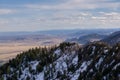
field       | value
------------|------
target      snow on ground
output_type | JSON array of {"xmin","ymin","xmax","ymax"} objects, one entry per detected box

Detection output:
[
  {"xmin": 55, "ymin": 54, "xmax": 68, "ymax": 73},
  {"xmin": 71, "ymin": 60, "xmax": 92, "ymax": 80},
  {"xmin": 90, "ymin": 46, "xmax": 96, "ymax": 56},
  {"xmin": 19, "ymin": 61, "xmax": 39, "ymax": 80},
  {"xmin": 112, "ymin": 52, "xmax": 115, "ymax": 56},
  {"xmin": 104, "ymin": 49, "xmax": 108, "ymax": 53},
  {"xmin": 71, "ymin": 73, "xmax": 80, "ymax": 80},
  {"xmin": 110, "ymin": 60, "xmax": 115, "ymax": 65},
  {"xmin": 79, "ymin": 61, "xmax": 92, "ymax": 72},
  {"xmin": 36, "ymin": 71, "xmax": 44, "ymax": 80},
  {"xmin": 80, "ymin": 61, "xmax": 88, "ymax": 72},
  {"xmin": 90, "ymin": 69, "xmax": 93, "ymax": 72},
  {"xmin": 113, "ymin": 63, "xmax": 120, "ymax": 70},
  {"xmin": 19, "ymin": 67, "xmax": 30, "ymax": 80},
  {"xmin": 95, "ymin": 57, "xmax": 103, "ymax": 69},
  {"xmin": 4, "ymin": 75, "xmax": 7, "ymax": 80},
  {"xmin": 30, "ymin": 61, "xmax": 39, "ymax": 70},
  {"xmin": 72, "ymin": 55, "xmax": 78, "ymax": 65},
  {"xmin": 54, "ymin": 49, "xmax": 61, "ymax": 56}
]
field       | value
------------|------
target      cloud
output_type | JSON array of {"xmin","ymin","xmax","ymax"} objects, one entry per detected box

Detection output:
[
  {"xmin": 0, "ymin": 9, "xmax": 16, "ymax": 15},
  {"xmin": 25, "ymin": 0, "xmax": 120, "ymax": 10},
  {"xmin": 0, "ymin": 0, "xmax": 120, "ymax": 31},
  {"xmin": 0, "ymin": 11, "xmax": 120, "ymax": 31}
]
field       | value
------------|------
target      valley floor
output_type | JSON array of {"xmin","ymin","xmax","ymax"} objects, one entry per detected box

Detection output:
[{"xmin": 0, "ymin": 38, "xmax": 63, "ymax": 65}]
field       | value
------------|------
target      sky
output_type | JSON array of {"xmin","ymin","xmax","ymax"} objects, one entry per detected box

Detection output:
[{"xmin": 0, "ymin": 0, "xmax": 120, "ymax": 32}]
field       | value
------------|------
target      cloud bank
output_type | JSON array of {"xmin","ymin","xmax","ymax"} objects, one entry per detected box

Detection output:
[{"xmin": 0, "ymin": 0, "xmax": 120, "ymax": 31}]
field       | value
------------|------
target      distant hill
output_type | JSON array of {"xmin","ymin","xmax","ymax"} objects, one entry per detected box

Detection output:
[
  {"xmin": 102, "ymin": 31, "xmax": 120, "ymax": 45},
  {"xmin": 66, "ymin": 33, "xmax": 107, "ymax": 44},
  {"xmin": 70, "ymin": 28, "xmax": 119, "ymax": 38},
  {"xmin": 0, "ymin": 29, "xmax": 118, "ymax": 40}
]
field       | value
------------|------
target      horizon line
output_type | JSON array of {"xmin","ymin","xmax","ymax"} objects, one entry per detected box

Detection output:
[{"xmin": 0, "ymin": 28, "xmax": 120, "ymax": 33}]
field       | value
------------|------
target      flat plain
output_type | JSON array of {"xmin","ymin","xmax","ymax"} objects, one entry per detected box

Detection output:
[{"xmin": 0, "ymin": 37, "xmax": 64, "ymax": 65}]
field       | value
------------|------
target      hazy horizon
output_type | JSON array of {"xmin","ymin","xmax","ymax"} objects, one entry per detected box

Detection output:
[{"xmin": 0, "ymin": 28, "xmax": 119, "ymax": 32}]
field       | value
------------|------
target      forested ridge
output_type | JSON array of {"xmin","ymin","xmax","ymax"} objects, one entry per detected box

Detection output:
[{"xmin": 0, "ymin": 42, "xmax": 120, "ymax": 80}]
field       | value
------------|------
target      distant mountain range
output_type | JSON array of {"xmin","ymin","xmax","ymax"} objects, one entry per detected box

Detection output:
[
  {"xmin": 66, "ymin": 30, "xmax": 120, "ymax": 45},
  {"xmin": 0, "ymin": 29, "xmax": 118, "ymax": 44},
  {"xmin": 66, "ymin": 33, "xmax": 107, "ymax": 44},
  {"xmin": 102, "ymin": 31, "xmax": 120, "ymax": 45},
  {"xmin": 0, "ymin": 28, "xmax": 118, "ymax": 37}
]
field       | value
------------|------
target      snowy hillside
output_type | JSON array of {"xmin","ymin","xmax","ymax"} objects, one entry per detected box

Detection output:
[{"xmin": 0, "ymin": 42, "xmax": 120, "ymax": 80}]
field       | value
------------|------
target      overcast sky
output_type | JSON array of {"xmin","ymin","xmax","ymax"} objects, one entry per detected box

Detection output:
[{"xmin": 0, "ymin": 0, "xmax": 120, "ymax": 32}]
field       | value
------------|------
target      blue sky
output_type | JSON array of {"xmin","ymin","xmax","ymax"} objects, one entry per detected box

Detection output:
[{"xmin": 0, "ymin": 0, "xmax": 120, "ymax": 32}]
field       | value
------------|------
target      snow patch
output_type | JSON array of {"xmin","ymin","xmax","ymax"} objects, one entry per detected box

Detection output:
[
  {"xmin": 72, "ymin": 56, "xmax": 78, "ymax": 65},
  {"xmin": 113, "ymin": 63, "xmax": 120, "ymax": 70},
  {"xmin": 30, "ymin": 61, "xmax": 39, "ymax": 70},
  {"xmin": 54, "ymin": 49, "xmax": 61, "ymax": 56},
  {"xmin": 104, "ymin": 49, "xmax": 108, "ymax": 53},
  {"xmin": 90, "ymin": 46, "xmax": 96, "ymax": 56},
  {"xmin": 95, "ymin": 57, "xmax": 103, "ymax": 69},
  {"xmin": 80, "ymin": 62, "xmax": 87, "ymax": 72},
  {"xmin": 36, "ymin": 72, "xmax": 44, "ymax": 80}
]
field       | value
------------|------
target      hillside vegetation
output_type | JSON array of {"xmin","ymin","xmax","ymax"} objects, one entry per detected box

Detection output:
[{"xmin": 0, "ymin": 42, "xmax": 120, "ymax": 80}]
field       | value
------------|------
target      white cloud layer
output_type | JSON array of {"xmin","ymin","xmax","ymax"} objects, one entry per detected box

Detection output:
[
  {"xmin": 25, "ymin": 0, "xmax": 120, "ymax": 10},
  {"xmin": 0, "ymin": 0, "xmax": 120, "ymax": 31},
  {"xmin": 0, "ymin": 9, "xmax": 15, "ymax": 15}
]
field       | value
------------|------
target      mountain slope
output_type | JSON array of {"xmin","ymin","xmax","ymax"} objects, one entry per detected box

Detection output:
[
  {"xmin": 0, "ymin": 42, "xmax": 120, "ymax": 80},
  {"xmin": 66, "ymin": 33, "xmax": 106, "ymax": 44},
  {"xmin": 102, "ymin": 31, "xmax": 120, "ymax": 45}
]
